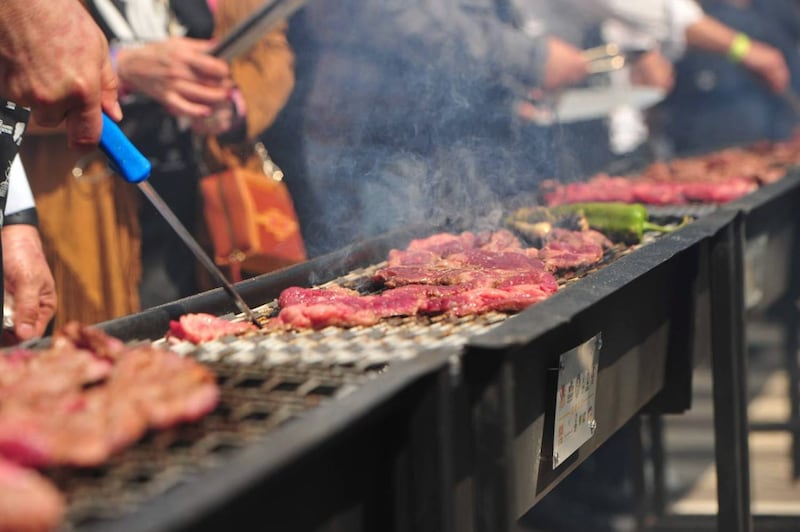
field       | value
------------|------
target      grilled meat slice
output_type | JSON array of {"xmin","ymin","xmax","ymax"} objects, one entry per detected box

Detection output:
[
  {"xmin": 273, "ymin": 230, "xmax": 559, "ymax": 330},
  {"xmin": 539, "ymin": 228, "xmax": 612, "ymax": 272},
  {"xmin": 168, "ymin": 313, "xmax": 257, "ymax": 344},
  {"xmin": 0, "ymin": 325, "xmax": 220, "ymax": 468},
  {"xmin": 0, "ymin": 457, "xmax": 64, "ymax": 532}
]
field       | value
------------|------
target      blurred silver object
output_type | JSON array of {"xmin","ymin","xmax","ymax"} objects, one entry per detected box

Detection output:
[
  {"xmin": 3, "ymin": 291, "xmax": 13, "ymax": 331},
  {"xmin": 581, "ymin": 43, "xmax": 649, "ymax": 74},
  {"xmin": 513, "ymin": 43, "xmax": 657, "ymax": 126},
  {"xmin": 211, "ymin": 0, "xmax": 311, "ymax": 61},
  {"xmin": 519, "ymin": 86, "xmax": 666, "ymax": 126}
]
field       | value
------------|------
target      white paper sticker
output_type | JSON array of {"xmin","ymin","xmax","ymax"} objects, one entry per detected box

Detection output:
[
  {"xmin": 744, "ymin": 234, "xmax": 768, "ymax": 310},
  {"xmin": 553, "ymin": 334, "xmax": 601, "ymax": 469}
]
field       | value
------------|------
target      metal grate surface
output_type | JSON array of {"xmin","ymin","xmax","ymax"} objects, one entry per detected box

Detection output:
[
  {"xmin": 50, "ymin": 237, "xmax": 667, "ymax": 529},
  {"xmin": 646, "ymin": 204, "xmax": 719, "ymax": 220},
  {"xmin": 52, "ymin": 264, "xmax": 520, "ymax": 529}
]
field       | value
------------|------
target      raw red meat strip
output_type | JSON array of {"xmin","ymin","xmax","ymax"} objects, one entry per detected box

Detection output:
[
  {"xmin": 0, "ymin": 457, "xmax": 64, "ymax": 532},
  {"xmin": 168, "ymin": 313, "xmax": 257, "ymax": 343}
]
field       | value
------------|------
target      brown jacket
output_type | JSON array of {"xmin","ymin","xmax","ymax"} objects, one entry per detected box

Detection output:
[{"xmin": 19, "ymin": 2, "xmax": 295, "ymax": 327}]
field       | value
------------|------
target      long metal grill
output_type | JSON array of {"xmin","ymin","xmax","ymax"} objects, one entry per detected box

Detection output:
[
  {"xmin": 47, "ymin": 227, "xmax": 677, "ymax": 529},
  {"xmin": 51, "ymin": 263, "xmax": 517, "ymax": 529}
]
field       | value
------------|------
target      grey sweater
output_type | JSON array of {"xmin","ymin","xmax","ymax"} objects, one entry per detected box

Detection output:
[{"xmin": 291, "ymin": 0, "xmax": 549, "ymax": 150}]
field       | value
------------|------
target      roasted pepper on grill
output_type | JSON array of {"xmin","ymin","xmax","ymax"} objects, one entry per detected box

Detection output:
[
  {"xmin": 509, "ymin": 202, "xmax": 675, "ymax": 244},
  {"xmin": 553, "ymin": 202, "xmax": 674, "ymax": 243}
]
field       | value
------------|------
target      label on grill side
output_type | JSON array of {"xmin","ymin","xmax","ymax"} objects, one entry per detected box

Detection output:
[
  {"xmin": 744, "ymin": 234, "xmax": 768, "ymax": 310},
  {"xmin": 552, "ymin": 334, "xmax": 601, "ymax": 469}
]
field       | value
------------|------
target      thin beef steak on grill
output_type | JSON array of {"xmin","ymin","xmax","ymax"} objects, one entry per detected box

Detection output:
[
  {"xmin": 0, "ymin": 457, "xmax": 64, "ymax": 532},
  {"xmin": 0, "ymin": 323, "xmax": 220, "ymax": 468},
  {"xmin": 539, "ymin": 228, "xmax": 612, "ymax": 272},
  {"xmin": 168, "ymin": 313, "xmax": 258, "ymax": 343},
  {"xmin": 271, "ymin": 230, "xmax": 560, "ymax": 330}
]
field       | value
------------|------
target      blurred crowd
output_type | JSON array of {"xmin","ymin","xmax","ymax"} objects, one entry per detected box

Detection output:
[{"xmin": 7, "ymin": 0, "xmax": 800, "ymax": 335}]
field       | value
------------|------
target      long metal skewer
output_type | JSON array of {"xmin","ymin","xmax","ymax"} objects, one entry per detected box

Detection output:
[
  {"xmin": 137, "ymin": 181, "xmax": 262, "ymax": 328},
  {"xmin": 99, "ymin": 114, "xmax": 262, "ymax": 328}
]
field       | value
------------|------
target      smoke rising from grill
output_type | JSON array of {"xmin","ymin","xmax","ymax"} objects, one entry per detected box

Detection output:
[{"xmin": 264, "ymin": 3, "xmax": 563, "ymax": 263}]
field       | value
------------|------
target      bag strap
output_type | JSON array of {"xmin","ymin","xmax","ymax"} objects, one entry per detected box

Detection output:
[{"xmin": 199, "ymin": 135, "xmax": 284, "ymax": 181}]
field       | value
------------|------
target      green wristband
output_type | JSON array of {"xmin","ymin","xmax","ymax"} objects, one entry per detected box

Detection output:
[{"xmin": 728, "ymin": 33, "xmax": 751, "ymax": 63}]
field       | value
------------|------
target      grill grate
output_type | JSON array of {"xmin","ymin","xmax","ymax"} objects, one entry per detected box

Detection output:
[
  {"xmin": 49, "ymin": 240, "xmax": 666, "ymax": 529},
  {"xmin": 646, "ymin": 204, "xmax": 719, "ymax": 221},
  {"xmin": 51, "ymin": 262, "xmax": 518, "ymax": 529}
]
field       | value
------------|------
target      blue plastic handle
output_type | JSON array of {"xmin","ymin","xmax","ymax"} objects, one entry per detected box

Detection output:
[{"xmin": 99, "ymin": 113, "xmax": 152, "ymax": 183}]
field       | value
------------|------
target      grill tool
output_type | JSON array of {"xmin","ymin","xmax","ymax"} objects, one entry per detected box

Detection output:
[
  {"xmin": 515, "ymin": 43, "xmax": 654, "ymax": 126},
  {"xmin": 99, "ymin": 113, "xmax": 262, "ymax": 328},
  {"xmin": 210, "ymin": 0, "xmax": 311, "ymax": 61},
  {"xmin": 581, "ymin": 43, "xmax": 650, "ymax": 74}
]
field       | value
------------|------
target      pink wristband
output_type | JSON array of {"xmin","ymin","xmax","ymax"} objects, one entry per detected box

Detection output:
[{"xmin": 227, "ymin": 88, "xmax": 247, "ymax": 132}]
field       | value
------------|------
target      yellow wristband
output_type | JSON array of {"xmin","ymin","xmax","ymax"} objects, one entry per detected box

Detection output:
[{"xmin": 728, "ymin": 33, "xmax": 751, "ymax": 63}]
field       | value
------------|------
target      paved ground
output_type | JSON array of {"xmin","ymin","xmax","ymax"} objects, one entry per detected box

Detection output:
[{"xmin": 656, "ymin": 319, "xmax": 800, "ymax": 528}]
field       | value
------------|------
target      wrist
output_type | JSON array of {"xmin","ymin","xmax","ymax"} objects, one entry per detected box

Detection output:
[
  {"xmin": 110, "ymin": 41, "xmax": 142, "ymax": 98},
  {"xmin": 728, "ymin": 33, "xmax": 751, "ymax": 63},
  {"xmin": 3, "ymin": 207, "xmax": 38, "ymax": 228}
]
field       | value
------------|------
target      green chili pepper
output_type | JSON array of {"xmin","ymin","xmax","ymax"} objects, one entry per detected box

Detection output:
[{"xmin": 549, "ymin": 202, "xmax": 674, "ymax": 243}]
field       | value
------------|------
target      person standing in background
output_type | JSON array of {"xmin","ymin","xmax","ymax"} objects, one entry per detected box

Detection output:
[
  {"xmin": 511, "ymin": 0, "xmax": 790, "ymax": 175},
  {"xmin": 265, "ymin": 0, "xmax": 591, "ymax": 259},
  {"xmin": 20, "ymin": 0, "xmax": 295, "ymax": 326},
  {"xmin": 663, "ymin": 0, "xmax": 800, "ymax": 152}
]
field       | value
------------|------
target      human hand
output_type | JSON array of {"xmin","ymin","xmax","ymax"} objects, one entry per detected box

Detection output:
[
  {"xmin": 741, "ymin": 40, "xmax": 790, "ymax": 94},
  {"xmin": 542, "ymin": 37, "xmax": 590, "ymax": 91},
  {"xmin": 117, "ymin": 37, "xmax": 233, "ymax": 120},
  {"xmin": 2, "ymin": 224, "xmax": 56, "ymax": 341},
  {"xmin": 630, "ymin": 51, "xmax": 675, "ymax": 92},
  {"xmin": 0, "ymin": 0, "xmax": 122, "ymax": 151}
]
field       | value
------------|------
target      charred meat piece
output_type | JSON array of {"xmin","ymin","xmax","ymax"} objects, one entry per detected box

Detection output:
[
  {"xmin": 539, "ymin": 228, "xmax": 611, "ymax": 272},
  {"xmin": 0, "ymin": 324, "xmax": 220, "ymax": 468},
  {"xmin": 0, "ymin": 347, "xmax": 113, "ymax": 401},
  {"xmin": 0, "ymin": 457, "xmax": 64, "ymax": 532},
  {"xmin": 108, "ymin": 346, "xmax": 219, "ymax": 430},
  {"xmin": 542, "ymin": 175, "xmax": 637, "ymax": 206},
  {"xmin": 53, "ymin": 321, "xmax": 126, "ymax": 360},
  {"xmin": 168, "ymin": 313, "xmax": 257, "ymax": 344},
  {"xmin": 542, "ymin": 176, "xmax": 757, "ymax": 206},
  {"xmin": 273, "ymin": 231, "xmax": 559, "ymax": 330},
  {"xmin": 679, "ymin": 178, "xmax": 757, "ymax": 203}
]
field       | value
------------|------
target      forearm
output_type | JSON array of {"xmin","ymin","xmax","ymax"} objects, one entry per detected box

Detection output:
[{"xmin": 685, "ymin": 15, "xmax": 740, "ymax": 55}]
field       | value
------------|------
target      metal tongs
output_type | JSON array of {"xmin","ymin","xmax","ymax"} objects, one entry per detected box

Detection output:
[{"xmin": 581, "ymin": 43, "xmax": 648, "ymax": 75}]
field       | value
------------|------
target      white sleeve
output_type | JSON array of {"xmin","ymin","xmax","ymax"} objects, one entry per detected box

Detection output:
[
  {"xmin": 5, "ymin": 155, "xmax": 36, "ymax": 216},
  {"xmin": 664, "ymin": 0, "xmax": 704, "ymax": 59},
  {"xmin": 598, "ymin": 0, "xmax": 704, "ymax": 59}
]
